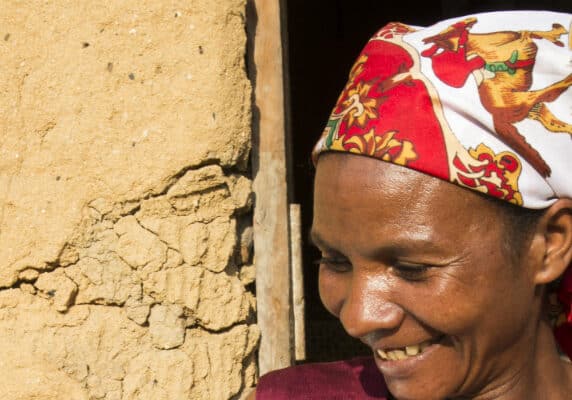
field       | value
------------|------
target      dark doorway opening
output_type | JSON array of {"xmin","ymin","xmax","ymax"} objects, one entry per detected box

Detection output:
[{"xmin": 285, "ymin": 0, "xmax": 571, "ymax": 363}]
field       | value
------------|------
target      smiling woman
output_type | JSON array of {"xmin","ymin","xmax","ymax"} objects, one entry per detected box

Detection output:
[
  {"xmin": 311, "ymin": 154, "xmax": 568, "ymax": 399},
  {"xmin": 248, "ymin": 9, "xmax": 572, "ymax": 400}
]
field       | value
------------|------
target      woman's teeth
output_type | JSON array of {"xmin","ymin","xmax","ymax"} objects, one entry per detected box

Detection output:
[{"xmin": 376, "ymin": 340, "xmax": 432, "ymax": 361}]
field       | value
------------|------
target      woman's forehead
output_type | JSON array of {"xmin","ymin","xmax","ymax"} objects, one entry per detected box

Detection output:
[
  {"xmin": 312, "ymin": 153, "xmax": 500, "ymax": 240},
  {"xmin": 315, "ymin": 153, "xmax": 452, "ymax": 201}
]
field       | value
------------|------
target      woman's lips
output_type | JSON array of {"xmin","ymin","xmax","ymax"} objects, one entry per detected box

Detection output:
[
  {"xmin": 376, "ymin": 336, "xmax": 444, "ymax": 361},
  {"xmin": 373, "ymin": 336, "xmax": 446, "ymax": 378}
]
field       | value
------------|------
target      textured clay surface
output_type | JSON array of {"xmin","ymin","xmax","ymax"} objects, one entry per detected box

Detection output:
[{"xmin": 0, "ymin": 1, "xmax": 258, "ymax": 399}]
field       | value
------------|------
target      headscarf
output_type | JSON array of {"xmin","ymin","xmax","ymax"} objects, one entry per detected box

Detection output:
[{"xmin": 311, "ymin": 10, "xmax": 572, "ymax": 358}]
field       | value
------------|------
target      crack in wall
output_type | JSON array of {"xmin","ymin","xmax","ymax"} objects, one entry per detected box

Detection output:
[
  {"xmin": 0, "ymin": 162, "xmax": 258, "ymax": 399},
  {"xmin": 0, "ymin": 2, "xmax": 256, "ymax": 397}
]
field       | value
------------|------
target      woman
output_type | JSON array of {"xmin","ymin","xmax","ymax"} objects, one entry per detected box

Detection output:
[{"xmin": 249, "ymin": 10, "xmax": 572, "ymax": 399}]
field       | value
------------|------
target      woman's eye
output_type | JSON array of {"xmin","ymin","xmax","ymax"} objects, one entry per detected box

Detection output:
[
  {"xmin": 392, "ymin": 263, "xmax": 431, "ymax": 282},
  {"xmin": 314, "ymin": 257, "xmax": 352, "ymax": 273}
]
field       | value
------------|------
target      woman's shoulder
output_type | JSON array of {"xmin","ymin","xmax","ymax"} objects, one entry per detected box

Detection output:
[{"xmin": 253, "ymin": 356, "xmax": 389, "ymax": 399}]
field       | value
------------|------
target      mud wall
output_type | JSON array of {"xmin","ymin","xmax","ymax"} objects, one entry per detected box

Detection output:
[{"xmin": 0, "ymin": 1, "xmax": 257, "ymax": 399}]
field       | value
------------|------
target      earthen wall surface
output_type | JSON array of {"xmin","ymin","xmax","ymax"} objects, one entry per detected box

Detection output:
[{"xmin": 0, "ymin": 1, "xmax": 257, "ymax": 398}]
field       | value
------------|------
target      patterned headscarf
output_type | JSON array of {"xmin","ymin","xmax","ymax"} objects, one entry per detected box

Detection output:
[{"xmin": 312, "ymin": 10, "xmax": 572, "ymax": 358}]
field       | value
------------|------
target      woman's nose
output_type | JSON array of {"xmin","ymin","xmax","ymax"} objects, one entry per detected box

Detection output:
[{"xmin": 338, "ymin": 274, "xmax": 405, "ymax": 339}]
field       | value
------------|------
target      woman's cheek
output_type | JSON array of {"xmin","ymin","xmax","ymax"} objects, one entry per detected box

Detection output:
[{"xmin": 318, "ymin": 267, "xmax": 347, "ymax": 318}]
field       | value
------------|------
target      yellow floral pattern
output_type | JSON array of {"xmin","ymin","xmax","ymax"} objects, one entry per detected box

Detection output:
[
  {"xmin": 331, "ymin": 129, "xmax": 417, "ymax": 166},
  {"xmin": 341, "ymin": 81, "xmax": 379, "ymax": 128},
  {"xmin": 453, "ymin": 143, "xmax": 523, "ymax": 206}
]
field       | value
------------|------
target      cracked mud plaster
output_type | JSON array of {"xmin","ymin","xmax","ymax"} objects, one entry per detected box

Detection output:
[{"xmin": 0, "ymin": 0, "xmax": 258, "ymax": 398}]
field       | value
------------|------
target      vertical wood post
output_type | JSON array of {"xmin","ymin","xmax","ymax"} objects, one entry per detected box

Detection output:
[
  {"xmin": 290, "ymin": 203, "xmax": 306, "ymax": 362},
  {"xmin": 247, "ymin": 0, "xmax": 294, "ymax": 374}
]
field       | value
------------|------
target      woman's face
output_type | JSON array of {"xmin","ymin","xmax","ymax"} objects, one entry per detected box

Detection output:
[{"xmin": 312, "ymin": 153, "xmax": 540, "ymax": 400}]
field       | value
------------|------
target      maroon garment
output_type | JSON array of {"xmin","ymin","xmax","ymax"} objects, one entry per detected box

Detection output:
[{"xmin": 256, "ymin": 356, "xmax": 389, "ymax": 399}]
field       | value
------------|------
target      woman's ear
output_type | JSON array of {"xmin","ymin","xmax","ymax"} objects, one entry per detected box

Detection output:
[{"xmin": 533, "ymin": 199, "xmax": 572, "ymax": 285}]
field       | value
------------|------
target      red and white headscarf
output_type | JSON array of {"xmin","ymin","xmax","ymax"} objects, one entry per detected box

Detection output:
[{"xmin": 312, "ymin": 10, "xmax": 572, "ymax": 357}]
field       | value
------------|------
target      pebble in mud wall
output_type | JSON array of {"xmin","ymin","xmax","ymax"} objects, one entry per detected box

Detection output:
[{"xmin": 0, "ymin": 1, "xmax": 258, "ymax": 399}]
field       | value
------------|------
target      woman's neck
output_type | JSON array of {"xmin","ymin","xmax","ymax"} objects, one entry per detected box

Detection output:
[
  {"xmin": 470, "ymin": 322, "xmax": 572, "ymax": 400},
  {"xmin": 531, "ymin": 325, "xmax": 572, "ymax": 400}
]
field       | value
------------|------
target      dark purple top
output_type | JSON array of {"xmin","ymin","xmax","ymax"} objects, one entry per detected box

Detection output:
[{"xmin": 256, "ymin": 356, "xmax": 390, "ymax": 399}]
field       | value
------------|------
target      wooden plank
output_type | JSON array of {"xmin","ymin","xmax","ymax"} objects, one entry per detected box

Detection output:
[
  {"xmin": 290, "ymin": 203, "xmax": 306, "ymax": 362},
  {"xmin": 247, "ymin": 0, "xmax": 294, "ymax": 374}
]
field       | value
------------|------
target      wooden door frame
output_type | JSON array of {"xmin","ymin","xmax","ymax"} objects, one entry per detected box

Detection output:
[{"xmin": 247, "ymin": 0, "xmax": 303, "ymax": 375}]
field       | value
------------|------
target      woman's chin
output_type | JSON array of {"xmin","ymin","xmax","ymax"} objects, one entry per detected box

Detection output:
[
  {"xmin": 385, "ymin": 380, "xmax": 450, "ymax": 400},
  {"xmin": 384, "ymin": 375, "xmax": 456, "ymax": 400}
]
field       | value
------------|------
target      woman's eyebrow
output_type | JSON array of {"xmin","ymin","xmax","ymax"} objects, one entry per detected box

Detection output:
[{"xmin": 310, "ymin": 228, "xmax": 453, "ymax": 257}]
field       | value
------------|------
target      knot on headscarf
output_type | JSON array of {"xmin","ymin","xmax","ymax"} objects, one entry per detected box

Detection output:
[{"xmin": 311, "ymin": 10, "xmax": 572, "ymax": 358}]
